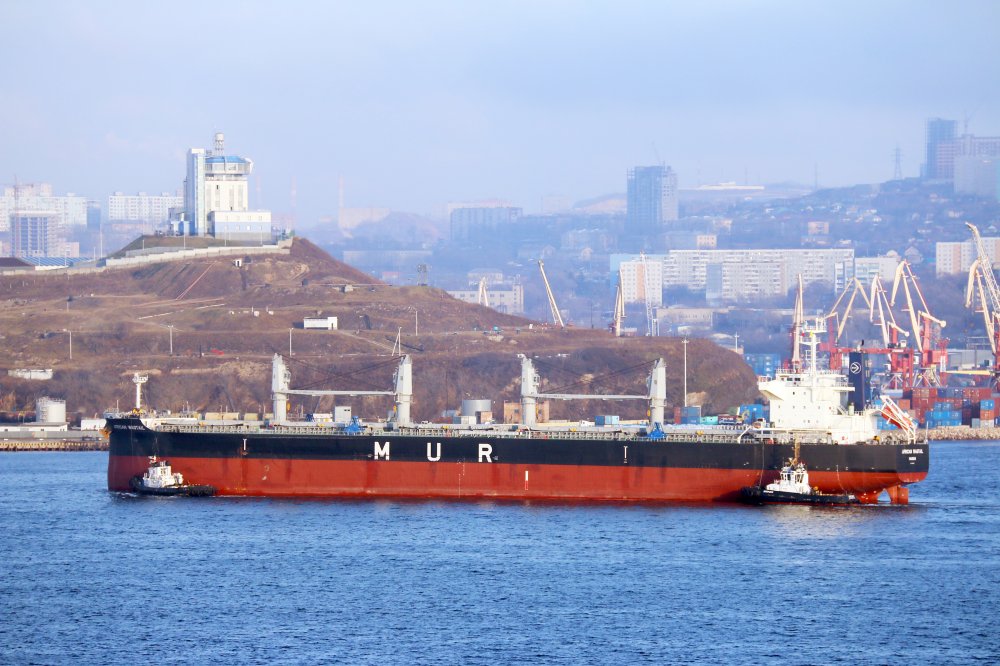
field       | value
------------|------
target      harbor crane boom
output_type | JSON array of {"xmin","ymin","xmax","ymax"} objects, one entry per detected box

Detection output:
[
  {"xmin": 965, "ymin": 223, "xmax": 1000, "ymax": 379},
  {"xmin": 890, "ymin": 260, "xmax": 947, "ymax": 386},
  {"xmin": 538, "ymin": 260, "xmax": 565, "ymax": 328},
  {"xmin": 612, "ymin": 267, "xmax": 625, "ymax": 337}
]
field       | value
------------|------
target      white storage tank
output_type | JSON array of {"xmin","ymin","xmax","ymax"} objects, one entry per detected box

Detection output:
[
  {"xmin": 36, "ymin": 397, "xmax": 67, "ymax": 424},
  {"xmin": 461, "ymin": 399, "xmax": 491, "ymax": 417}
]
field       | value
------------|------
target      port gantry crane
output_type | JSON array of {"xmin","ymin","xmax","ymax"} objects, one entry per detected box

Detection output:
[
  {"xmin": 611, "ymin": 266, "xmax": 626, "ymax": 337},
  {"xmin": 822, "ymin": 277, "xmax": 872, "ymax": 372},
  {"xmin": 476, "ymin": 277, "xmax": 490, "ymax": 308},
  {"xmin": 789, "ymin": 275, "xmax": 804, "ymax": 372},
  {"xmin": 868, "ymin": 273, "xmax": 914, "ymax": 389},
  {"xmin": 890, "ymin": 260, "xmax": 947, "ymax": 387},
  {"xmin": 964, "ymin": 222, "xmax": 1000, "ymax": 381},
  {"xmin": 537, "ymin": 260, "xmax": 565, "ymax": 328}
]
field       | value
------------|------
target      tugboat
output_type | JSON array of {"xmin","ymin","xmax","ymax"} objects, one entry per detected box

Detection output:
[
  {"xmin": 129, "ymin": 456, "xmax": 215, "ymax": 497},
  {"xmin": 741, "ymin": 459, "xmax": 859, "ymax": 506}
]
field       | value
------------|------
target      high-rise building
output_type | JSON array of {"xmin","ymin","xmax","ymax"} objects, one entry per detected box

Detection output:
[
  {"xmin": 0, "ymin": 183, "xmax": 87, "ymax": 234},
  {"xmin": 172, "ymin": 132, "xmax": 271, "ymax": 240},
  {"xmin": 11, "ymin": 211, "xmax": 59, "ymax": 258},
  {"xmin": 626, "ymin": 165, "xmax": 678, "ymax": 234},
  {"xmin": 924, "ymin": 118, "xmax": 957, "ymax": 180}
]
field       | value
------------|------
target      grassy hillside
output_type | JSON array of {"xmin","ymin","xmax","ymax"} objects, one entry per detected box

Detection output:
[{"xmin": 0, "ymin": 238, "xmax": 758, "ymax": 421}]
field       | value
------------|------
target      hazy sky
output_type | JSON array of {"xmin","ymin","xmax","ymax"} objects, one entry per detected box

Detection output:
[{"xmin": 3, "ymin": 0, "xmax": 999, "ymax": 222}]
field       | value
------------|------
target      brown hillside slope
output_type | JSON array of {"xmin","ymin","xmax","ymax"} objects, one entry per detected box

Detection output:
[{"xmin": 0, "ymin": 238, "xmax": 757, "ymax": 420}]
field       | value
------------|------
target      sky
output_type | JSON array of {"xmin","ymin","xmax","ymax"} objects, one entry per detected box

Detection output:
[{"xmin": 2, "ymin": 0, "xmax": 999, "ymax": 223}]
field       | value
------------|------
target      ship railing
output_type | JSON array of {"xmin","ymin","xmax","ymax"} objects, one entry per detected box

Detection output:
[{"xmin": 152, "ymin": 421, "xmax": 766, "ymax": 444}]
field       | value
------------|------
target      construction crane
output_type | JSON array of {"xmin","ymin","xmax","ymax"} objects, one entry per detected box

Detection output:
[
  {"xmin": 476, "ymin": 277, "xmax": 490, "ymax": 308},
  {"xmin": 611, "ymin": 267, "xmax": 625, "ymax": 337},
  {"xmin": 538, "ymin": 260, "xmax": 565, "ymax": 328},
  {"xmin": 965, "ymin": 222, "xmax": 1000, "ymax": 378},
  {"xmin": 891, "ymin": 260, "xmax": 947, "ymax": 387}
]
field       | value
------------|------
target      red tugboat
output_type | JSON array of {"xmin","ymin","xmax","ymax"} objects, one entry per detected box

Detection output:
[{"xmin": 107, "ymin": 324, "xmax": 927, "ymax": 503}]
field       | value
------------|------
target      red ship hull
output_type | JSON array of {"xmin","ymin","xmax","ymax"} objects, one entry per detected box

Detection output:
[{"xmin": 108, "ymin": 453, "xmax": 926, "ymax": 504}]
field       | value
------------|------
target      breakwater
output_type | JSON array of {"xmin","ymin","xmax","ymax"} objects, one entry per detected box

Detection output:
[
  {"xmin": 926, "ymin": 426, "xmax": 1000, "ymax": 441},
  {"xmin": 0, "ymin": 439, "xmax": 108, "ymax": 452}
]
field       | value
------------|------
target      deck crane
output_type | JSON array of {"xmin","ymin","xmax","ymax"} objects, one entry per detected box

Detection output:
[
  {"xmin": 964, "ymin": 222, "xmax": 1000, "ymax": 378},
  {"xmin": 537, "ymin": 260, "xmax": 565, "ymax": 328},
  {"xmin": 611, "ymin": 267, "xmax": 626, "ymax": 337},
  {"xmin": 476, "ymin": 277, "xmax": 490, "ymax": 308},
  {"xmin": 891, "ymin": 261, "xmax": 947, "ymax": 387}
]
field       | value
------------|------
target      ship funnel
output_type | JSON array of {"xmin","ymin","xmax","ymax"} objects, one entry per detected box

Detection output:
[
  {"xmin": 271, "ymin": 354, "xmax": 290, "ymax": 424},
  {"xmin": 647, "ymin": 358, "xmax": 666, "ymax": 427},
  {"xmin": 519, "ymin": 354, "xmax": 539, "ymax": 427},
  {"xmin": 393, "ymin": 355, "xmax": 412, "ymax": 427}
]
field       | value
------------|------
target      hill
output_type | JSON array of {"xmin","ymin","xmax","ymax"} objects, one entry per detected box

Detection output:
[{"xmin": 0, "ymin": 238, "xmax": 758, "ymax": 421}]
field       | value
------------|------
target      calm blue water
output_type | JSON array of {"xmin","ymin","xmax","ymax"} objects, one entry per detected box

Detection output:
[{"xmin": 2, "ymin": 442, "xmax": 999, "ymax": 665}]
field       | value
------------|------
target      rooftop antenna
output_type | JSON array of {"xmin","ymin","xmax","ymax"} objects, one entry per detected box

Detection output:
[{"xmin": 893, "ymin": 146, "xmax": 903, "ymax": 181}]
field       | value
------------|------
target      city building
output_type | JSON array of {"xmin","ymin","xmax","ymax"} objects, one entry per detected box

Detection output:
[
  {"xmin": 836, "ymin": 253, "xmax": 901, "ymax": 290},
  {"xmin": 1, "ymin": 183, "xmax": 87, "ymax": 234},
  {"xmin": 923, "ymin": 118, "xmax": 957, "ymax": 181},
  {"xmin": 448, "ymin": 282, "xmax": 525, "ymax": 314},
  {"xmin": 617, "ymin": 256, "xmax": 663, "ymax": 305},
  {"xmin": 171, "ymin": 132, "xmax": 271, "ymax": 240},
  {"xmin": 449, "ymin": 202, "xmax": 522, "ymax": 242},
  {"xmin": 625, "ymin": 165, "xmax": 678, "ymax": 234},
  {"xmin": 613, "ymin": 248, "xmax": 855, "ymax": 303},
  {"xmin": 922, "ymin": 118, "xmax": 1000, "ymax": 184},
  {"xmin": 10, "ymin": 210, "xmax": 65, "ymax": 259},
  {"xmin": 936, "ymin": 236, "xmax": 1000, "ymax": 276},
  {"xmin": 108, "ymin": 191, "xmax": 183, "ymax": 227},
  {"xmin": 954, "ymin": 155, "xmax": 1000, "ymax": 199}
]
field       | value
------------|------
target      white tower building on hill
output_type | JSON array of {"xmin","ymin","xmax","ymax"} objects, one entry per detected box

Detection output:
[{"xmin": 175, "ymin": 132, "xmax": 271, "ymax": 241}]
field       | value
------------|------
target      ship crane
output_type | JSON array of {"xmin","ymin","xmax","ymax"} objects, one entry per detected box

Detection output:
[
  {"xmin": 891, "ymin": 261, "xmax": 947, "ymax": 387},
  {"xmin": 271, "ymin": 354, "xmax": 412, "ymax": 426},
  {"xmin": 518, "ymin": 355, "xmax": 666, "ymax": 429},
  {"xmin": 538, "ymin": 260, "xmax": 565, "ymax": 328},
  {"xmin": 964, "ymin": 222, "xmax": 1000, "ymax": 380}
]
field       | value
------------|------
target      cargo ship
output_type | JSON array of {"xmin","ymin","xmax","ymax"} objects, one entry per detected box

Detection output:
[{"xmin": 107, "ymin": 331, "xmax": 928, "ymax": 504}]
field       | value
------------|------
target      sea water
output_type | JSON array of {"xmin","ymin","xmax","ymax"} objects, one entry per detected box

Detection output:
[{"xmin": 1, "ymin": 441, "xmax": 998, "ymax": 665}]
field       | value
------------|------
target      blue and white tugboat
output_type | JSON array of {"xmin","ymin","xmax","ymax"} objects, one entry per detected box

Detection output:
[
  {"xmin": 130, "ymin": 456, "xmax": 215, "ymax": 497},
  {"xmin": 741, "ymin": 457, "xmax": 859, "ymax": 506}
]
